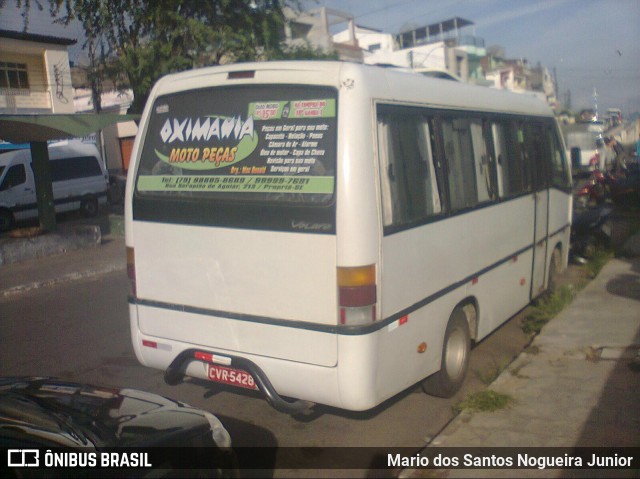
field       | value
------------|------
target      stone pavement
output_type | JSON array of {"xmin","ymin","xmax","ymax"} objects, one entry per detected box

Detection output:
[{"xmin": 403, "ymin": 253, "xmax": 640, "ymax": 478}]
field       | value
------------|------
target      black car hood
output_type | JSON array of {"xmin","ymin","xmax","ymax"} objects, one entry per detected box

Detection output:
[{"xmin": 0, "ymin": 377, "xmax": 229, "ymax": 448}]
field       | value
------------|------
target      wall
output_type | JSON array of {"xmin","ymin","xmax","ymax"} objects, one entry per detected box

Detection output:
[
  {"xmin": 364, "ymin": 41, "xmax": 447, "ymax": 70},
  {"xmin": 0, "ymin": 37, "xmax": 74, "ymax": 114}
]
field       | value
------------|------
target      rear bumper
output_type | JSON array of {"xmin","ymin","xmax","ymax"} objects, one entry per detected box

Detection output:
[
  {"xmin": 128, "ymin": 302, "xmax": 369, "ymax": 411},
  {"xmin": 129, "ymin": 300, "xmax": 403, "ymax": 412},
  {"xmin": 165, "ymin": 348, "xmax": 313, "ymax": 414}
]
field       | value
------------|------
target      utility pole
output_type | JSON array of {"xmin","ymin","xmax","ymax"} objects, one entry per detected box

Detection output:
[
  {"xmin": 30, "ymin": 142, "xmax": 56, "ymax": 231},
  {"xmin": 553, "ymin": 66, "xmax": 559, "ymax": 106}
]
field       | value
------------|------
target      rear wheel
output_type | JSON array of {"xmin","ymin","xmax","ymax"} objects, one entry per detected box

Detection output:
[
  {"xmin": 422, "ymin": 306, "xmax": 471, "ymax": 398},
  {"xmin": 80, "ymin": 196, "xmax": 99, "ymax": 217}
]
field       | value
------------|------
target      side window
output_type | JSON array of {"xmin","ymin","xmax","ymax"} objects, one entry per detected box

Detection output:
[
  {"xmin": 377, "ymin": 105, "xmax": 442, "ymax": 230},
  {"xmin": 73, "ymin": 156, "xmax": 102, "ymax": 178},
  {"xmin": 492, "ymin": 122, "xmax": 509, "ymax": 197},
  {"xmin": 441, "ymin": 118, "xmax": 478, "ymax": 210},
  {"xmin": 507, "ymin": 122, "xmax": 532, "ymax": 195},
  {"xmin": 547, "ymin": 126, "xmax": 571, "ymax": 189},
  {"xmin": 473, "ymin": 120, "xmax": 498, "ymax": 203},
  {"xmin": 0, "ymin": 164, "xmax": 26, "ymax": 191},
  {"xmin": 50, "ymin": 159, "xmax": 70, "ymax": 182},
  {"xmin": 51, "ymin": 156, "xmax": 102, "ymax": 182},
  {"xmin": 522, "ymin": 122, "xmax": 548, "ymax": 190}
]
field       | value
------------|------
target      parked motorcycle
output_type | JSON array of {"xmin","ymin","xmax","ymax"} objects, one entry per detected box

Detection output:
[
  {"xmin": 575, "ymin": 163, "xmax": 640, "ymax": 209},
  {"xmin": 575, "ymin": 168, "xmax": 606, "ymax": 207},
  {"xmin": 570, "ymin": 205, "xmax": 612, "ymax": 263}
]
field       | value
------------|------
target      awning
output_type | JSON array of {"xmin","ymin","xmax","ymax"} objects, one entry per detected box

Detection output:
[{"xmin": 0, "ymin": 113, "xmax": 140, "ymax": 143}]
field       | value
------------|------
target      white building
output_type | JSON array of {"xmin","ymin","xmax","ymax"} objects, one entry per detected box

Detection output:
[
  {"xmin": 0, "ymin": 29, "xmax": 76, "ymax": 114},
  {"xmin": 485, "ymin": 59, "xmax": 559, "ymax": 109},
  {"xmin": 333, "ymin": 17, "xmax": 487, "ymax": 85},
  {"xmin": 282, "ymin": 7, "xmax": 362, "ymax": 62}
]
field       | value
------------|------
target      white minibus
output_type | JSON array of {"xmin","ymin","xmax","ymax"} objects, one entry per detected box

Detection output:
[
  {"xmin": 126, "ymin": 61, "xmax": 572, "ymax": 413},
  {"xmin": 0, "ymin": 140, "xmax": 108, "ymax": 231}
]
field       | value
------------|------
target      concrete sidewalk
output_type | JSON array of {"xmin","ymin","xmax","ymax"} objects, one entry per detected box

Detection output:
[
  {"xmin": 404, "ymin": 254, "xmax": 640, "ymax": 478},
  {"xmin": 0, "ymin": 235, "xmax": 125, "ymax": 297}
]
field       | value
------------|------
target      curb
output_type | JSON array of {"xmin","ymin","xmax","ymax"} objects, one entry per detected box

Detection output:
[
  {"xmin": 0, "ymin": 225, "xmax": 102, "ymax": 266},
  {"xmin": 0, "ymin": 263, "xmax": 126, "ymax": 297}
]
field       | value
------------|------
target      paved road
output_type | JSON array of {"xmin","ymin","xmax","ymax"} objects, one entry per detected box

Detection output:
[{"xmin": 0, "ymin": 269, "xmax": 532, "ymax": 463}]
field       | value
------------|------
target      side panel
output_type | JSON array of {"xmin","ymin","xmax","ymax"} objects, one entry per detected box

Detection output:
[
  {"xmin": 379, "ymin": 195, "xmax": 535, "ymax": 347},
  {"xmin": 547, "ymin": 187, "xmax": 572, "ymax": 270},
  {"xmin": 334, "ymin": 64, "xmax": 383, "ymax": 268}
]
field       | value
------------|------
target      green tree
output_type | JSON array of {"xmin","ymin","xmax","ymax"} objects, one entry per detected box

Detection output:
[
  {"xmin": 47, "ymin": 0, "xmax": 288, "ymax": 112},
  {"xmin": 4, "ymin": 0, "xmax": 339, "ymax": 113}
]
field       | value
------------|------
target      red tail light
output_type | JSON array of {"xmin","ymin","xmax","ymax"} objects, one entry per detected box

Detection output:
[{"xmin": 338, "ymin": 265, "xmax": 377, "ymax": 325}]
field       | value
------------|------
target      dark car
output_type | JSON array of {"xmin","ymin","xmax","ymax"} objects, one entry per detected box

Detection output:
[{"xmin": 0, "ymin": 377, "xmax": 237, "ymax": 477}]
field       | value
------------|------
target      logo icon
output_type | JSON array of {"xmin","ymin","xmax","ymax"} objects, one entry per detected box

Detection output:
[{"xmin": 8, "ymin": 449, "xmax": 39, "ymax": 467}]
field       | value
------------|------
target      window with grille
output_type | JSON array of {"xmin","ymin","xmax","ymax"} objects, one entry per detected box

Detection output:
[{"xmin": 0, "ymin": 62, "xmax": 30, "ymax": 90}]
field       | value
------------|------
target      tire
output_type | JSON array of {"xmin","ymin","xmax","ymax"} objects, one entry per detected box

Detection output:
[
  {"xmin": 0, "ymin": 209, "xmax": 15, "ymax": 232},
  {"xmin": 422, "ymin": 306, "xmax": 471, "ymax": 398},
  {"xmin": 80, "ymin": 197, "xmax": 99, "ymax": 217}
]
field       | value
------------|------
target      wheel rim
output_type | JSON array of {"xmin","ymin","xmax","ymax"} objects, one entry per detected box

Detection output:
[
  {"xmin": 445, "ymin": 326, "xmax": 467, "ymax": 381},
  {"xmin": 83, "ymin": 199, "xmax": 97, "ymax": 216}
]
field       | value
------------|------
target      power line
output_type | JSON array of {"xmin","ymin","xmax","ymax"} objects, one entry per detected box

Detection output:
[
  {"xmin": 350, "ymin": 0, "xmax": 464, "ymax": 31},
  {"xmin": 352, "ymin": 0, "xmax": 422, "ymax": 20}
]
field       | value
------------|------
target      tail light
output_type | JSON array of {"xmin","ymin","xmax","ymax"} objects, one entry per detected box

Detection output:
[
  {"xmin": 338, "ymin": 264, "xmax": 377, "ymax": 326},
  {"xmin": 127, "ymin": 247, "xmax": 137, "ymax": 297}
]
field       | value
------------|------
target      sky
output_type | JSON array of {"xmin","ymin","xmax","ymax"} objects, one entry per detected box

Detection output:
[
  {"xmin": 1, "ymin": 0, "xmax": 638, "ymax": 116},
  {"xmin": 310, "ymin": 0, "xmax": 640, "ymax": 116}
]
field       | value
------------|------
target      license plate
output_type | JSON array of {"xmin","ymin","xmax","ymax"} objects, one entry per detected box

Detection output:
[{"xmin": 206, "ymin": 364, "xmax": 258, "ymax": 390}]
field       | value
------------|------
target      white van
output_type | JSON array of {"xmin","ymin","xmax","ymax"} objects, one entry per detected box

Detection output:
[
  {"xmin": 126, "ymin": 61, "xmax": 571, "ymax": 413},
  {"xmin": 0, "ymin": 140, "xmax": 109, "ymax": 231}
]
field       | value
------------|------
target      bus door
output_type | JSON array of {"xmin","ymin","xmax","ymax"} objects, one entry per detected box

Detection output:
[{"xmin": 526, "ymin": 123, "xmax": 550, "ymax": 297}]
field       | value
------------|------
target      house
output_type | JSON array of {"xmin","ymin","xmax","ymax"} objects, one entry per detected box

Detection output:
[
  {"xmin": 334, "ymin": 17, "xmax": 488, "ymax": 85},
  {"xmin": 282, "ymin": 7, "xmax": 362, "ymax": 62},
  {"xmin": 484, "ymin": 54, "xmax": 559, "ymax": 110},
  {"xmin": 0, "ymin": 29, "xmax": 76, "ymax": 115}
]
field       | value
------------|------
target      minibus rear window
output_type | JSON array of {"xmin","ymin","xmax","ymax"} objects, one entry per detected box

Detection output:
[{"xmin": 136, "ymin": 85, "xmax": 337, "ymax": 205}]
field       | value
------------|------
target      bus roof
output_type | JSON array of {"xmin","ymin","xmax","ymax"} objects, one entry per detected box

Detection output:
[{"xmin": 147, "ymin": 61, "xmax": 554, "ymax": 119}]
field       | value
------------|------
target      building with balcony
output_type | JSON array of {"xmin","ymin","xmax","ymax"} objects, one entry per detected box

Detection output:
[
  {"xmin": 334, "ymin": 17, "xmax": 488, "ymax": 85},
  {"xmin": 484, "ymin": 55, "xmax": 559, "ymax": 110},
  {"xmin": 282, "ymin": 7, "xmax": 363, "ymax": 62},
  {"xmin": 0, "ymin": 29, "xmax": 76, "ymax": 114}
]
